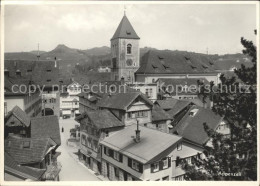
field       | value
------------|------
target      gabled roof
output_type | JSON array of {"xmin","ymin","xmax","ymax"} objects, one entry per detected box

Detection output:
[
  {"xmin": 98, "ymin": 92, "xmax": 153, "ymax": 111},
  {"xmin": 152, "ymin": 104, "xmax": 171, "ymax": 122},
  {"xmin": 166, "ymin": 100, "xmax": 192, "ymax": 117},
  {"xmin": 111, "ymin": 15, "xmax": 140, "ymax": 40},
  {"xmin": 4, "ymin": 136, "xmax": 56, "ymax": 164},
  {"xmin": 5, "ymin": 106, "xmax": 31, "ymax": 127},
  {"xmin": 4, "ymin": 152, "xmax": 46, "ymax": 180},
  {"xmin": 31, "ymin": 115, "xmax": 61, "ymax": 145},
  {"xmin": 173, "ymin": 106, "xmax": 223, "ymax": 145},
  {"xmin": 136, "ymin": 50, "xmax": 217, "ymax": 74},
  {"xmin": 76, "ymin": 109, "xmax": 124, "ymax": 129},
  {"xmin": 154, "ymin": 99, "xmax": 179, "ymax": 110},
  {"xmin": 4, "ymin": 60, "xmax": 59, "ymax": 88},
  {"xmin": 100, "ymin": 125, "xmax": 182, "ymax": 164}
]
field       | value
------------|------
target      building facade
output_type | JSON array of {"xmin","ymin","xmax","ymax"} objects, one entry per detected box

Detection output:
[
  {"xmin": 110, "ymin": 15, "xmax": 140, "ymax": 82},
  {"xmin": 60, "ymin": 81, "xmax": 81, "ymax": 118}
]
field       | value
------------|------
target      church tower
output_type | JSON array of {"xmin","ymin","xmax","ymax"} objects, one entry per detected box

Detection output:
[{"xmin": 110, "ymin": 14, "xmax": 140, "ymax": 82}]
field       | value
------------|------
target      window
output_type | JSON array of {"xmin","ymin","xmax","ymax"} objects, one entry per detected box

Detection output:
[
  {"xmin": 93, "ymin": 140, "xmax": 98, "ymax": 152},
  {"xmin": 27, "ymin": 69, "xmax": 32, "ymax": 73},
  {"xmin": 46, "ymin": 69, "xmax": 51, "ymax": 72},
  {"xmin": 114, "ymin": 151, "xmax": 120, "ymax": 161},
  {"xmin": 113, "ymin": 151, "xmax": 123, "ymax": 162},
  {"xmin": 105, "ymin": 131, "xmax": 109, "ymax": 137},
  {"xmin": 127, "ymin": 44, "xmax": 132, "ymax": 54},
  {"xmin": 23, "ymin": 141, "xmax": 30, "ymax": 148},
  {"xmin": 162, "ymin": 158, "xmax": 168, "ymax": 169},
  {"xmin": 47, "ymin": 79, "xmax": 51, "ymax": 82},
  {"xmin": 177, "ymin": 142, "xmax": 182, "ymax": 151},
  {"xmin": 186, "ymin": 157, "xmax": 192, "ymax": 164},
  {"xmin": 176, "ymin": 156, "xmax": 181, "ymax": 167},
  {"xmin": 16, "ymin": 70, "xmax": 21, "ymax": 76},
  {"xmin": 114, "ymin": 167, "xmax": 119, "ymax": 178},
  {"xmin": 128, "ymin": 158, "xmax": 143, "ymax": 173},
  {"xmin": 132, "ymin": 160, "xmax": 139, "ymax": 171},
  {"xmin": 81, "ymin": 135, "xmax": 87, "ymax": 146},
  {"xmin": 151, "ymin": 162, "xmax": 159, "ymax": 172},
  {"xmin": 87, "ymin": 137, "xmax": 92, "ymax": 148}
]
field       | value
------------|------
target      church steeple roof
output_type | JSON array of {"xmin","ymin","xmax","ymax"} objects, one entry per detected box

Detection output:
[{"xmin": 111, "ymin": 15, "xmax": 140, "ymax": 40}]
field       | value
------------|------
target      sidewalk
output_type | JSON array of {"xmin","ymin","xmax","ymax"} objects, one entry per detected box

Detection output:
[{"xmin": 65, "ymin": 143, "xmax": 109, "ymax": 181}]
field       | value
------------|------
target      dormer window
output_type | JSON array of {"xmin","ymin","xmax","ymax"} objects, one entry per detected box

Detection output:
[
  {"xmin": 189, "ymin": 108, "xmax": 199, "ymax": 117},
  {"xmin": 202, "ymin": 64, "xmax": 208, "ymax": 69},
  {"xmin": 190, "ymin": 65, "xmax": 197, "ymax": 69},
  {"xmin": 23, "ymin": 141, "xmax": 30, "ymax": 148},
  {"xmin": 126, "ymin": 31, "xmax": 131, "ymax": 35},
  {"xmin": 158, "ymin": 56, "xmax": 164, "ymax": 60},
  {"xmin": 127, "ymin": 44, "xmax": 132, "ymax": 54},
  {"xmin": 152, "ymin": 64, "xmax": 158, "ymax": 69},
  {"xmin": 27, "ymin": 69, "xmax": 32, "ymax": 73},
  {"xmin": 47, "ymin": 79, "xmax": 51, "ymax": 82},
  {"xmin": 46, "ymin": 69, "xmax": 52, "ymax": 72},
  {"xmin": 16, "ymin": 70, "xmax": 21, "ymax": 76},
  {"xmin": 184, "ymin": 56, "xmax": 190, "ymax": 60}
]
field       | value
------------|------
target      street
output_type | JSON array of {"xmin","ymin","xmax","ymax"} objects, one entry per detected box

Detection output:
[{"xmin": 58, "ymin": 118, "xmax": 101, "ymax": 181}]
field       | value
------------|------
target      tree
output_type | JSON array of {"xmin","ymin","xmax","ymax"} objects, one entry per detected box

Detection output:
[{"xmin": 182, "ymin": 31, "xmax": 257, "ymax": 180}]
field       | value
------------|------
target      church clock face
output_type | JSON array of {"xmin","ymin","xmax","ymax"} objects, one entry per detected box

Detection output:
[{"xmin": 126, "ymin": 59, "xmax": 133, "ymax": 66}]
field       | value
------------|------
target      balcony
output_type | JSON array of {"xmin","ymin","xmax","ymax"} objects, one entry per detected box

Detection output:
[{"xmin": 44, "ymin": 161, "xmax": 62, "ymax": 181}]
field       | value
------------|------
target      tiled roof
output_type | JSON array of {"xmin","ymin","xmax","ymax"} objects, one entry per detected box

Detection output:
[
  {"xmin": 98, "ymin": 92, "xmax": 153, "ymax": 111},
  {"xmin": 136, "ymin": 50, "xmax": 217, "ymax": 74},
  {"xmin": 5, "ymin": 106, "xmax": 31, "ymax": 127},
  {"xmin": 31, "ymin": 115, "xmax": 61, "ymax": 145},
  {"xmin": 173, "ymin": 105, "xmax": 222, "ymax": 145},
  {"xmin": 111, "ymin": 15, "xmax": 140, "ymax": 40},
  {"xmin": 154, "ymin": 98, "xmax": 180, "ymax": 110},
  {"xmin": 78, "ymin": 81, "xmax": 137, "ymax": 99},
  {"xmin": 100, "ymin": 125, "xmax": 182, "ymax": 164},
  {"xmin": 4, "ymin": 75, "xmax": 32, "ymax": 95},
  {"xmin": 76, "ymin": 109, "xmax": 124, "ymax": 129},
  {"xmin": 157, "ymin": 78, "xmax": 210, "ymax": 86},
  {"xmin": 4, "ymin": 136, "xmax": 56, "ymax": 164},
  {"xmin": 4, "ymin": 60, "xmax": 59, "ymax": 87},
  {"xmin": 152, "ymin": 104, "xmax": 171, "ymax": 122},
  {"xmin": 4, "ymin": 152, "xmax": 45, "ymax": 180},
  {"xmin": 166, "ymin": 100, "xmax": 192, "ymax": 117}
]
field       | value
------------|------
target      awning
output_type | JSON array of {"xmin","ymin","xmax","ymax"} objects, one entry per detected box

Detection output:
[{"xmin": 62, "ymin": 110, "xmax": 71, "ymax": 115}]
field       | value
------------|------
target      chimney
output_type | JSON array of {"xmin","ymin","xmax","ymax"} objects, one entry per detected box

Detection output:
[
  {"xmin": 120, "ymin": 77, "xmax": 124, "ymax": 85},
  {"xmin": 135, "ymin": 119, "xmax": 141, "ymax": 142},
  {"xmin": 54, "ymin": 57, "xmax": 57, "ymax": 68}
]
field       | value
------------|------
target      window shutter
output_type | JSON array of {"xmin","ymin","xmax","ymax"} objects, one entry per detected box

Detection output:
[
  {"xmin": 128, "ymin": 158, "xmax": 132, "ymax": 167},
  {"xmin": 159, "ymin": 160, "xmax": 163, "ymax": 170},
  {"xmin": 151, "ymin": 163, "xmax": 154, "ymax": 173},
  {"xmin": 104, "ymin": 146, "xmax": 106, "ymax": 155},
  {"xmin": 139, "ymin": 163, "xmax": 143, "ymax": 173},
  {"xmin": 119, "ymin": 153, "xmax": 123, "ymax": 162},
  {"xmin": 168, "ymin": 157, "xmax": 171, "ymax": 168}
]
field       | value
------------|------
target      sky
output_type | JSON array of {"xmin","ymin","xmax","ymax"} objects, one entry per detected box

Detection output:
[{"xmin": 4, "ymin": 3, "xmax": 257, "ymax": 55}]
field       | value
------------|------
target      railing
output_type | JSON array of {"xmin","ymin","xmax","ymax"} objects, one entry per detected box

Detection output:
[{"xmin": 44, "ymin": 162, "xmax": 62, "ymax": 180}]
